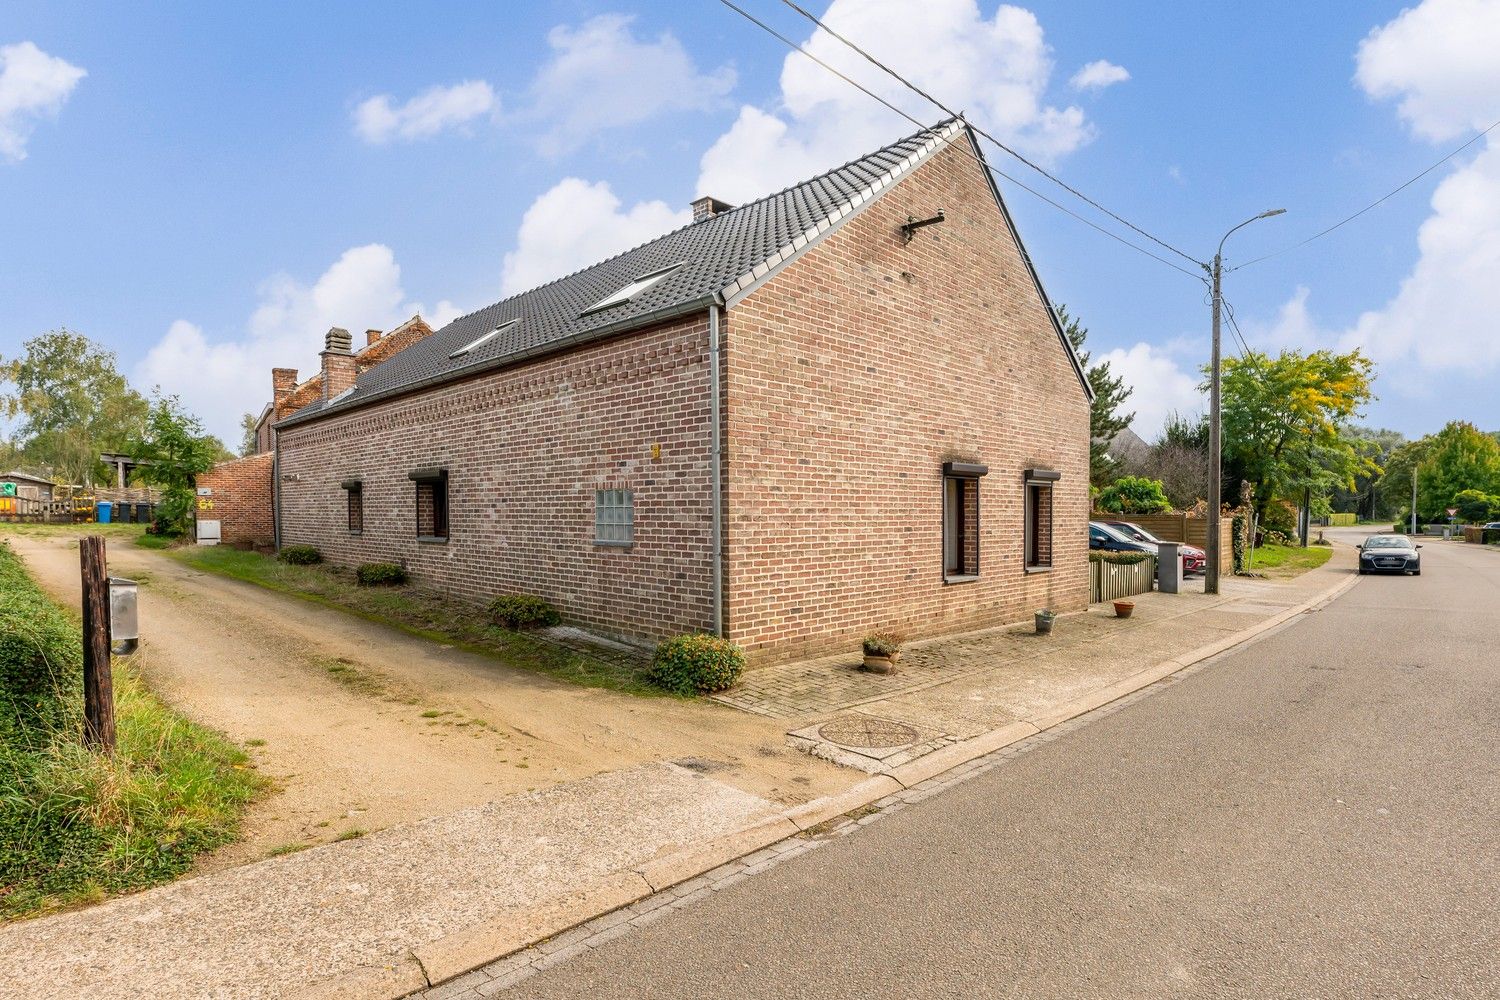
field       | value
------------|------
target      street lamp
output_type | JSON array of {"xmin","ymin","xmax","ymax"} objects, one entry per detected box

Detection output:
[{"xmin": 1205, "ymin": 208, "xmax": 1286, "ymax": 595}]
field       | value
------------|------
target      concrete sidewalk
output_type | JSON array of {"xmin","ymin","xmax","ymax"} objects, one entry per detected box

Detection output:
[{"xmin": 0, "ymin": 549, "xmax": 1358, "ymax": 1000}]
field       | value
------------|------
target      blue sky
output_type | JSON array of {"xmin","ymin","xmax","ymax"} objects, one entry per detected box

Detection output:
[{"xmin": 3, "ymin": 0, "xmax": 1497, "ymax": 443}]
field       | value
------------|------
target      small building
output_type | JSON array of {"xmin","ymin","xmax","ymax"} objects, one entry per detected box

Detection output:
[
  {"xmin": 273, "ymin": 120, "xmax": 1093, "ymax": 662},
  {"xmin": 1, "ymin": 471, "xmax": 56, "ymax": 504}
]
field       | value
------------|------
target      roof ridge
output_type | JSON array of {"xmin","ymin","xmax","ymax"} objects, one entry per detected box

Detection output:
[{"xmin": 435, "ymin": 118, "xmax": 956, "ymax": 330}]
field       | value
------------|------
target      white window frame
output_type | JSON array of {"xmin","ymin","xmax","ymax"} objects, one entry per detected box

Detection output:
[
  {"xmin": 450, "ymin": 318, "xmax": 520, "ymax": 359},
  {"xmin": 594, "ymin": 489, "xmax": 634, "ymax": 546},
  {"xmin": 581, "ymin": 263, "xmax": 684, "ymax": 316}
]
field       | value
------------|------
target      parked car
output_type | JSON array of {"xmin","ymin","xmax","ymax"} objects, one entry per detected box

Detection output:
[
  {"xmin": 1098, "ymin": 520, "xmax": 1208, "ymax": 576},
  {"xmin": 1089, "ymin": 521, "xmax": 1154, "ymax": 555},
  {"xmin": 1357, "ymin": 534, "xmax": 1422, "ymax": 575}
]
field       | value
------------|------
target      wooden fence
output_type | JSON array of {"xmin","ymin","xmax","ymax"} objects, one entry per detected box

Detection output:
[
  {"xmin": 1098, "ymin": 512, "xmax": 1234, "ymax": 574},
  {"xmin": 1090, "ymin": 557, "xmax": 1157, "ymax": 603}
]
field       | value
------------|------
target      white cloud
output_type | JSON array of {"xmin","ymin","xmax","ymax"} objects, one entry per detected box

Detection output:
[
  {"xmin": 499, "ymin": 178, "xmax": 689, "ymax": 296},
  {"xmin": 1101, "ymin": 342, "xmax": 1204, "ymax": 441},
  {"xmin": 523, "ymin": 14, "xmax": 735, "ymax": 157},
  {"xmin": 353, "ymin": 80, "xmax": 497, "ymax": 144},
  {"xmin": 1070, "ymin": 59, "xmax": 1129, "ymax": 92},
  {"xmin": 135, "ymin": 245, "xmax": 447, "ymax": 441},
  {"xmin": 697, "ymin": 0, "xmax": 1096, "ymax": 203},
  {"xmin": 1355, "ymin": 0, "xmax": 1500, "ymax": 142},
  {"xmin": 1309, "ymin": 0, "xmax": 1500, "ymax": 376},
  {"xmin": 0, "ymin": 41, "xmax": 86, "ymax": 163}
]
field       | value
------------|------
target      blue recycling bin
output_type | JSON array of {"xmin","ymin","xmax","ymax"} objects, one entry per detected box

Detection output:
[{"xmin": 97, "ymin": 501, "xmax": 113, "ymax": 523}]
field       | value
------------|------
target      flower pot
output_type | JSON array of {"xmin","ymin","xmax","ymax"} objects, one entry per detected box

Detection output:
[
  {"xmin": 861, "ymin": 652, "xmax": 898, "ymax": 674},
  {"xmin": 1113, "ymin": 601, "xmax": 1135, "ymax": 619},
  {"xmin": 1034, "ymin": 612, "xmax": 1055, "ymax": 635}
]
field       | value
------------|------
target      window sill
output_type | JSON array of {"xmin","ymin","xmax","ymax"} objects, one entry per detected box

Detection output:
[
  {"xmin": 594, "ymin": 540, "xmax": 634, "ymax": 549},
  {"xmin": 943, "ymin": 574, "xmax": 980, "ymax": 585},
  {"xmin": 348, "ymin": 530, "xmax": 363, "ymax": 537},
  {"xmin": 1025, "ymin": 564, "xmax": 1052, "ymax": 574},
  {"xmin": 417, "ymin": 535, "xmax": 448, "ymax": 545}
]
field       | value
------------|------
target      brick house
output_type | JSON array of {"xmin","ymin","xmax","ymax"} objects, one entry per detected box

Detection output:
[
  {"xmin": 196, "ymin": 316, "xmax": 435, "ymax": 547},
  {"xmin": 273, "ymin": 120, "xmax": 1093, "ymax": 662}
]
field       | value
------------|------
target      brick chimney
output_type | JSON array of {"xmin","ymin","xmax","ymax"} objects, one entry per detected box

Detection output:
[
  {"xmin": 365, "ymin": 328, "xmax": 383, "ymax": 348},
  {"xmin": 271, "ymin": 368, "xmax": 299, "ymax": 421},
  {"xmin": 320, "ymin": 327, "xmax": 356, "ymax": 401},
  {"xmin": 691, "ymin": 195, "xmax": 734, "ymax": 222}
]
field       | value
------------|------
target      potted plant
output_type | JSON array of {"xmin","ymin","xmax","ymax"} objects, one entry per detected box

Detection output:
[
  {"xmin": 861, "ymin": 631, "xmax": 903, "ymax": 674},
  {"xmin": 1113, "ymin": 600, "xmax": 1135, "ymax": 619},
  {"xmin": 1034, "ymin": 609, "xmax": 1055, "ymax": 635}
]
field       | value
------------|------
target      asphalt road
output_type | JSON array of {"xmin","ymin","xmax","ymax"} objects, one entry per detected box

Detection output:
[{"xmin": 511, "ymin": 532, "xmax": 1499, "ymax": 999}]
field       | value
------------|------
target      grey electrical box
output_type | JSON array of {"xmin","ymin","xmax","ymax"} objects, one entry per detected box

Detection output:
[
  {"xmin": 109, "ymin": 577, "xmax": 139, "ymax": 655},
  {"xmin": 1156, "ymin": 542, "xmax": 1181, "ymax": 594}
]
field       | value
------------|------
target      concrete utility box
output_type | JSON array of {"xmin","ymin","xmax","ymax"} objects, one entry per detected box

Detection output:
[
  {"xmin": 196, "ymin": 519, "xmax": 222, "ymax": 546},
  {"xmin": 109, "ymin": 577, "xmax": 139, "ymax": 655},
  {"xmin": 1157, "ymin": 542, "xmax": 1182, "ymax": 594}
]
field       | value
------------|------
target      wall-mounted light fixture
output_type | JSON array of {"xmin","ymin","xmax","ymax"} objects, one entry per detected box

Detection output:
[{"xmin": 901, "ymin": 209, "xmax": 946, "ymax": 244}]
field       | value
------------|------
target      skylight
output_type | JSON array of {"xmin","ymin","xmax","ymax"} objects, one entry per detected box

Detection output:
[
  {"xmin": 450, "ymin": 318, "xmax": 519, "ymax": 359},
  {"xmin": 581, "ymin": 263, "xmax": 684, "ymax": 316}
]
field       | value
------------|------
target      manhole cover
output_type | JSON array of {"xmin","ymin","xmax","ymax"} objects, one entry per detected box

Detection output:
[{"xmin": 818, "ymin": 716, "xmax": 919, "ymax": 749}]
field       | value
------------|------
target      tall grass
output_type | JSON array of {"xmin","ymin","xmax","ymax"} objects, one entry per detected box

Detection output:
[{"xmin": 0, "ymin": 539, "xmax": 264, "ymax": 919}]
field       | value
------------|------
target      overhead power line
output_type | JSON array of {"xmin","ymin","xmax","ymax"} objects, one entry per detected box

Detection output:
[
  {"xmin": 713, "ymin": 0, "xmax": 1206, "ymax": 283},
  {"xmin": 1232, "ymin": 117, "xmax": 1500, "ymax": 271},
  {"xmin": 773, "ymin": 0, "xmax": 1205, "ymax": 269}
]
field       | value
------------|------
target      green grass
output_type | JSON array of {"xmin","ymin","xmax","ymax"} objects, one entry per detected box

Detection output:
[
  {"xmin": 0, "ymin": 539, "xmax": 265, "ymax": 920},
  {"xmin": 163, "ymin": 545, "xmax": 662, "ymax": 696},
  {"xmin": 0, "ymin": 521, "xmax": 148, "ymax": 541},
  {"xmin": 1244, "ymin": 542, "xmax": 1335, "ymax": 577}
]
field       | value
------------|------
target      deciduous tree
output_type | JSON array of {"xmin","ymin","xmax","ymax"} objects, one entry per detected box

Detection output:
[{"xmin": 130, "ymin": 395, "xmax": 219, "ymax": 537}]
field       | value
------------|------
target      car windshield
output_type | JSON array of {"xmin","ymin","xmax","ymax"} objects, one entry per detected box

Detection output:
[
  {"xmin": 1364, "ymin": 536, "xmax": 1412, "ymax": 549},
  {"xmin": 1117, "ymin": 523, "xmax": 1161, "ymax": 543}
]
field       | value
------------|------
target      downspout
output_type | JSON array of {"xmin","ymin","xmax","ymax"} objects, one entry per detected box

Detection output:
[
  {"xmin": 271, "ymin": 426, "xmax": 282, "ymax": 552},
  {"xmin": 709, "ymin": 303, "xmax": 724, "ymax": 638}
]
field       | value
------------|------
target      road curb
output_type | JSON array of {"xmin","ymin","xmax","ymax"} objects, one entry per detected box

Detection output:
[{"xmin": 313, "ymin": 567, "xmax": 1362, "ymax": 999}]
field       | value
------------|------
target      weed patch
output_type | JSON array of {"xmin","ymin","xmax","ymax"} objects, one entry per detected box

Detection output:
[
  {"xmin": 166, "ymin": 546, "xmax": 658, "ymax": 695},
  {"xmin": 0, "ymin": 539, "xmax": 264, "ymax": 920}
]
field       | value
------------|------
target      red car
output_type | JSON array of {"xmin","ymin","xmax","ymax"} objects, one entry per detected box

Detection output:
[{"xmin": 1101, "ymin": 520, "xmax": 1208, "ymax": 576}]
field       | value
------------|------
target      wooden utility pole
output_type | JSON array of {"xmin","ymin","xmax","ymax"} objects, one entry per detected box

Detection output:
[{"xmin": 79, "ymin": 535, "xmax": 116, "ymax": 751}]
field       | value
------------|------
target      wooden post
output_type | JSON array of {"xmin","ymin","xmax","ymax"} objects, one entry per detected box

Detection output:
[{"xmin": 80, "ymin": 535, "xmax": 116, "ymax": 752}]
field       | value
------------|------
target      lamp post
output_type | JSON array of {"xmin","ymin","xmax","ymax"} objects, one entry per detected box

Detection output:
[{"xmin": 1205, "ymin": 209, "xmax": 1286, "ymax": 595}]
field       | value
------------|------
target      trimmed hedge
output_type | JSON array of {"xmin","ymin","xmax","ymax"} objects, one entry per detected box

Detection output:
[
  {"xmin": 278, "ymin": 545, "xmax": 322, "ymax": 566},
  {"xmin": 487, "ymin": 594, "xmax": 561, "ymax": 630},
  {"xmin": 355, "ymin": 562, "xmax": 407, "ymax": 587},
  {"xmin": 1089, "ymin": 550, "xmax": 1152, "ymax": 565},
  {"xmin": 646, "ymin": 634, "xmax": 745, "ymax": 695}
]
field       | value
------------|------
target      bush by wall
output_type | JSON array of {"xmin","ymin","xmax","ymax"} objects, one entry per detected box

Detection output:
[
  {"xmin": 1095, "ymin": 476, "xmax": 1173, "ymax": 515},
  {"xmin": 1089, "ymin": 550, "xmax": 1152, "ymax": 565},
  {"xmin": 355, "ymin": 562, "xmax": 407, "ymax": 586},
  {"xmin": 487, "ymin": 594, "xmax": 561, "ymax": 630},
  {"xmin": 646, "ymin": 634, "xmax": 745, "ymax": 695},
  {"xmin": 277, "ymin": 545, "xmax": 322, "ymax": 566}
]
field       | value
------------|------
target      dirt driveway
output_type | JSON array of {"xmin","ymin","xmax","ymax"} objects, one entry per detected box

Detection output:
[{"xmin": 8, "ymin": 532, "xmax": 849, "ymax": 869}]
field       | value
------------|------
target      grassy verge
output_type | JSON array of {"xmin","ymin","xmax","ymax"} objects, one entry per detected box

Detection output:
[
  {"xmin": 0, "ymin": 521, "xmax": 148, "ymax": 542},
  {"xmin": 0, "ymin": 539, "xmax": 264, "ymax": 920},
  {"xmin": 164, "ymin": 545, "xmax": 662, "ymax": 696},
  {"xmin": 1244, "ymin": 542, "xmax": 1335, "ymax": 578}
]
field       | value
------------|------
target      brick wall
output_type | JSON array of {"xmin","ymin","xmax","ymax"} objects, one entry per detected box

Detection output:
[
  {"xmin": 275, "ymin": 318, "xmax": 716, "ymax": 642},
  {"xmin": 196, "ymin": 453, "xmax": 275, "ymax": 548},
  {"xmin": 723, "ymin": 134, "xmax": 1092, "ymax": 662}
]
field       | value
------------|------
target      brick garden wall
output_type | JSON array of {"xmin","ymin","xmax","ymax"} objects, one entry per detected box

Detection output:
[
  {"xmin": 723, "ymin": 133, "xmax": 1092, "ymax": 662},
  {"xmin": 275, "ymin": 318, "xmax": 717, "ymax": 643},
  {"xmin": 196, "ymin": 453, "xmax": 274, "ymax": 548}
]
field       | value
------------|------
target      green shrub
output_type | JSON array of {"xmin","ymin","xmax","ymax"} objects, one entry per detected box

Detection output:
[
  {"xmin": 1089, "ymin": 550, "xmax": 1151, "ymax": 565},
  {"xmin": 278, "ymin": 545, "xmax": 322, "ymax": 565},
  {"xmin": 646, "ymin": 634, "xmax": 745, "ymax": 695},
  {"xmin": 487, "ymin": 594, "xmax": 561, "ymax": 630},
  {"xmin": 355, "ymin": 562, "xmax": 407, "ymax": 586},
  {"xmin": 861, "ymin": 631, "xmax": 904, "ymax": 657},
  {"xmin": 1451, "ymin": 489, "xmax": 1500, "ymax": 524},
  {"xmin": 1264, "ymin": 529, "xmax": 1292, "ymax": 547},
  {"xmin": 1095, "ymin": 476, "xmax": 1172, "ymax": 515}
]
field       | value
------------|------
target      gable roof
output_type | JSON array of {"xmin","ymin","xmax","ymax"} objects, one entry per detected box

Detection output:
[
  {"xmin": 280, "ymin": 118, "xmax": 1088, "ymax": 426},
  {"xmin": 2, "ymin": 470, "xmax": 55, "ymax": 486}
]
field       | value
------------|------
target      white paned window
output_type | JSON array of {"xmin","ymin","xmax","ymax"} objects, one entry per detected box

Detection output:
[
  {"xmin": 594, "ymin": 489, "xmax": 634, "ymax": 545},
  {"xmin": 581, "ymin": 264, "xmax": 684, "ymax": 316},
  {"xmin": 450, "ymin": 318, "xmax": 520, "ymax": 359}
]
